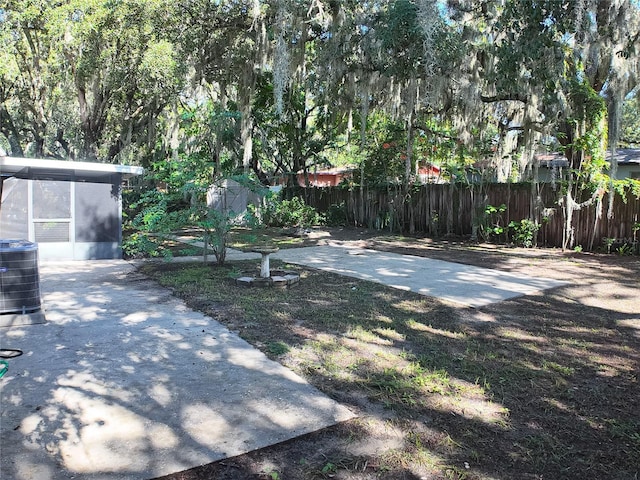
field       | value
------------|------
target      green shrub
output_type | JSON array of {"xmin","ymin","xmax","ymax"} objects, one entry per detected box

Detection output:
[
  {"xmin": 476, "ymin": 204, "xmax": 507, "ymax": 243},
  {"xmin": 508, "ymin": 219, "xmax": 540, "ymax": 248},
  {"xmin": 325, "ymin": 202, "xmax": 348, "ymax": 226},
  {"xmin": 251, "ymin": 193, "xmax": 323, "ymax": 228},
  {"xmin": 122, "ymin": 232, "xmax": 163, "ymax": 258}
]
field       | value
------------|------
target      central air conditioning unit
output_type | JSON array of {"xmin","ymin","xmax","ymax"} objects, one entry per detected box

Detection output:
[{"xmin": 0, "ymin": 240, "xmax": 42, "ymax": 315}]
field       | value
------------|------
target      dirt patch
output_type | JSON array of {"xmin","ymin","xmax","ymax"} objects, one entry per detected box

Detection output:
[{"xmin": 146, "ymin": 227, "xmax": 640, "ymax": 480}]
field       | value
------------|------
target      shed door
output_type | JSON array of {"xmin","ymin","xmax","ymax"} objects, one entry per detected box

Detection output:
[{"xmin": 31, "ymin": 180, "xmax": 74, "ymax": 259}]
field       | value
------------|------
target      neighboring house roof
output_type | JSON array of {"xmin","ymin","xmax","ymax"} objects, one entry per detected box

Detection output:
[
  {"xmin": 534, "ymin": 153, "xmax": 570, "ymax": 168},
  {"xmin": 534, "ymin": 148, "xmax": 640, "ymax": 167},
  {"xmin": 298, "ymin": 166, "xmax": 356, "ymax": 175},
  {"xmin": 0, "ymin": 156, "xmax": 144, "ymax": 183},
  {"xmin": 293, "ymin": 166, "xmax": 356, "ymax": 187},
  {"xmin": 610, "ymin": 148, "xmax": 640, "ymax": 165},
  {"xmin": 418, "ymin": 164, "xmax": 441, "ymax": 174}
]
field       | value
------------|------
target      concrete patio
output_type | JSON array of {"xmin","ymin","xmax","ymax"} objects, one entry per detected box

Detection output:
[
  {"xmin": 271, "ymin": 244, "xmax": 569, "ymax": 308},
  {"xmin": 173, "ymin": 237, "xmax": 569, "ymax": 308},
  {"xmin": 0, "ymin": 260, "xmax": 354, "ymax": 480},
  {"xmin": 0, "ymin": 243, "xmax": 569, "ymax": 479}
]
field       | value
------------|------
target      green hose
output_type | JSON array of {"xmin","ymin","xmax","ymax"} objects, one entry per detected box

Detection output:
[{"xmin": 0, "ymin": 349, "xmax": 23, "ymax": 379}]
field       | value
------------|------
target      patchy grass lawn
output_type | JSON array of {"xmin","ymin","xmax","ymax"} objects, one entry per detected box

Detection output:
[
  {"xmin": 143, "ymin": 233, "xmax": 639, "ymax": 480},
  {"xmin": 126, "ymin": 227, "xmax": 340, "ymax": 259}
]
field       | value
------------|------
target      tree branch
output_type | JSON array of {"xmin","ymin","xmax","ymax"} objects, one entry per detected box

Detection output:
[
  {"xmin": 412, "ymin": 125, "xmax": 457, "ymax": 141},
  {"xmin": 481, "ymin": 93, "xmax": 528, "ymax": 103}
]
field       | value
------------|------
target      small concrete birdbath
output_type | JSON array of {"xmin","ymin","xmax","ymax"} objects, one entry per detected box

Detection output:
[
  {"xmin": 235, "ymin": 245, "xmax": 300, "ymax": 288},
  {"xmin": 251, "ymin": 245, "xmax": 280, "ymax": 278}
]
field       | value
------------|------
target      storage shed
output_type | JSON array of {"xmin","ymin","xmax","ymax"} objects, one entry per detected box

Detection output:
[{"xmin": 0, "ymin": 157, "xmax": 143, "ymax": 260}]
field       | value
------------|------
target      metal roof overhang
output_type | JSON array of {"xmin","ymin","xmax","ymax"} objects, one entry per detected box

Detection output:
[
  {"xmin": 0, "ymin": 157, "xmax": 144, "ymax": 183},
  {"xmin": 535, "ymin": 149, "xmax": 640, "ymax": 166}
]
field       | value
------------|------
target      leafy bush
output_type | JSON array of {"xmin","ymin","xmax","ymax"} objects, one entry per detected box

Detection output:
[
  {"xmin": 201, "ymin": 209, "xmax": 235, "ymax": 265},
  {"xmin": 476, "ymin": 204, "xmax": 507, "ymax": 243},
  {"xmin": 122, "ymin": 232, "xmax": 163, "ymax": 258},
  {"xmin": 602, "ymin": 236, "xmax": 639, "ymax": 256},
  {"xmin": 508, "ymin": 219, "xmax": 540, "ymax": 248},
  {"xmin": 250, "ymin": 193, "xmax": 323, "ymax": 228},
  {"xmin": 325, "ymin": 202, "xmax": 348, "ymax": 226}
]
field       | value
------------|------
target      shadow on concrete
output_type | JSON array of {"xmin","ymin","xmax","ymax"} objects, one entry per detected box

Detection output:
[
  {"xmin": 273, "ymin": 245, "xmax": 568, "ymax": 308},
  {"xmin": 0, "ymin": 261, "xmax": 354, "ymax": 480}
]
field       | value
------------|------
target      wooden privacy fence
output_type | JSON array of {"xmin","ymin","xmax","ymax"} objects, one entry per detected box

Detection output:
[{"xmin": 286, "ymin": 183, "xmax": 640, "ymax": 250}]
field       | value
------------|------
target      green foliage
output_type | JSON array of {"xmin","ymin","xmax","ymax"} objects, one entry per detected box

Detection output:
[
  {"xmin": 565, "ymin": 79, "xmax": 609, "ymax": 191},
  {"xmin": 122, "ymin": 232, "xmax": 163, "ymax": 259},
  {"xmin": 122, "ymin": 187, "xmax": 172, "ymax": 258},
  {"xmin": 612, "ymin": 178, "xmax": 640, "ymax": 203},
  {"xmin": 615, "ymin": 244, "xmax": 633, "ymax": 256},
  {"xmin": 321, "ymin": 462, "xmax": 337, "ymax": 474},
  {"xmin": 249, "ymin": 193, "xmax": 323, "ymax": 229},
  {"xmin": 476, "ymin": 204, "xmax": 507, "ymax": 243},
  {"xmin": 601, "ymin": 235, "xmax": 639, "ymax": 256},
  {"xmin": 358, "ymin": 112, "xmax": 494, "ymax": 188},
  {"xmin": 2, "ymin": 0, "xmax": 638, "ymax": 262},
  {"xmin": 621, "ymin": 94, "xmax": 640, "ymax": 146},
  {"xmin": 200, "ymin": 209, "xmax": 234, "ymax": 265},
  {"xmin": 491, "ymin": 1, "xmax": 570, "ymax": 97},
  {"xmin": 325, "ymin": 202, "xmax": 348, "ymax": 227},
  {"xmin": 360, "ymin": 114, "xmax": 408, "ymax": 185},
  {"xmin": 123, "ymin": 151, "xmax": 263, "ymax": 263},
  {"xmin": 252, "ymin": 71, "xmax": 337, "ymax": 183},
  {"xmin": 603, "ymin": 237, "xmax": 616, "ymax": 254},
  {"xmin": 267, "ymin": 341, "xmax": 290, "ymax": 356},
  {"xmin": 508, "ymin": 219, "xmax": 540, "ymax": 248},
  {"xmin": 177, "ymin": 101, "xmax": 241, "ymax": 177},
  {"xmin": 377, "ymin": 0, "xmax": 425, "ymax": 76},
  {"xmin": 0, "ymin": 0, "xmax": 185, "ymax": 160},
  {"xmin": 569, "ymin": 80, "xmax": 608, "ymax": 132}
]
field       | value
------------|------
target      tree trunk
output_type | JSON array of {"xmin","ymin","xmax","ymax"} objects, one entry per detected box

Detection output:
[
  {"xmin": 214, "ymin": 82, "xmax": 228, "ymax": 178},
  {"xmin": 0, "ymin": 107, "xmax": 25, "ymax": 157},
  {"xmin": 359, "ymin": 82, "xmax": 369, "ymax": 227},
  {"xmin": 240, "ymin": 99, "xmax": 253, "ymax": 174}
]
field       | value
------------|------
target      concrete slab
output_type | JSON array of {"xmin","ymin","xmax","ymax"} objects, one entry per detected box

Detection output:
[
  {"xmin": 0, "ymin": 261, "xmax": 354, "ymax": 480},
  {"xmin": 273, "ymin": 245, "xmax": 568, "ymax": 308},
  {"xmin": 0, "ymin": 310, "xmax": 46, "ymax": 328}
]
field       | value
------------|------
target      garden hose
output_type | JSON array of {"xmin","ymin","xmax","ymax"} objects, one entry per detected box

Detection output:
[{"xmin": 0, "ymin": 349, "xmax": 23, "ymax": 379}]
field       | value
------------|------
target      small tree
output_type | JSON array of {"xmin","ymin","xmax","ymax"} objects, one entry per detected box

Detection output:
[
  {"xmin": 125, "ymin": 150, "xmax": 266, "ymax": 264},
  {"xmin": 165, "ymin": 174, "xmax": 265, "ymax": 265},
  {"xmin": 127, "ymin": 183, "xmax": 240, "ymax": 265},
  {"xmin": 178, "ymin": 182, "xmax": 236, "ymax": 266}
]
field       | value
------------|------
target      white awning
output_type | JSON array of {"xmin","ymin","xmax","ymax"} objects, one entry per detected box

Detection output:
[{"xmin": 0, "ymin": 156, "xmax": 144, "ymax": 182}]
